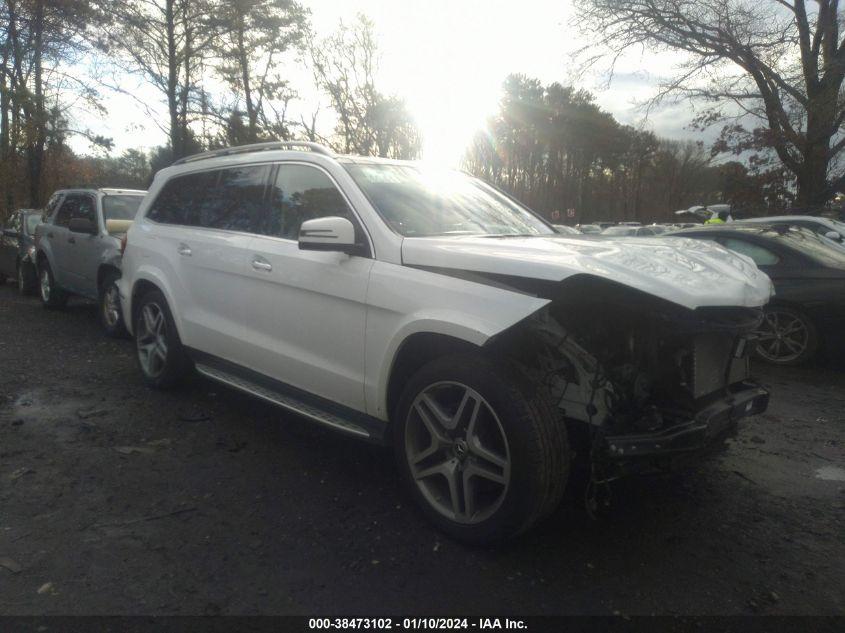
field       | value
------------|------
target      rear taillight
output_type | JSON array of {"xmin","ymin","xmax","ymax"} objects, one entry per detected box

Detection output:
[{"xmin": 120, "ymin": 234, "xmax": 127, "ymax": 255}]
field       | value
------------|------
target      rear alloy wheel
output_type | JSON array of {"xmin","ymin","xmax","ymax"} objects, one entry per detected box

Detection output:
[
  {"xmin": 134, "ymin": 290, "xmax": 190, "ymax": 389},
  {"xmin": 754, "ymin": 306, "xmax": 818, "ymax": 366},
  {"xmin": 394, "ymin": 353, "xmax": 569, "ymax": 543},
  {"xmin": 38, "ymin": 261, "xmax": 68, "ymax": 309},
  {"xmin": 99, "ymin": 272, "xmax": 126, "ymax": 337}
]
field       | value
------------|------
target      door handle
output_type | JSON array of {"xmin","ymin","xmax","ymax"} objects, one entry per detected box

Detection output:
[
  {"xmin": 177, "ymin": 243, "xmax": 192, "ymax": 257},
  {"xmin": 251, "ymin": 257, "xmax": 272, "ymax": 272},
  {"xmin": 68, "ymin": 236, "xmax": 75, "ymax": 244}
]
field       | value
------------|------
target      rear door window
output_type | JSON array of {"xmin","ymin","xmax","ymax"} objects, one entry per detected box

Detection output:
[{"xmin": 199, "ymin": 165, "xmax": 270, "ymax": 232}]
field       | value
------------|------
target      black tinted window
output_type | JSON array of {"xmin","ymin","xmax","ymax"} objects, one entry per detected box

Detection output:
[
  {"xmin": 198, "ymin": 165, "xmax": 270, "ymax": 231},
  {"xmin": 44, "ymin": 194, "xmax": 62, "ymax": 223},
  {"xmin": 55, "ymin": 196, "xmax": 80, "ymax": 227},
  {"xmin": 265, "ymin": 164, "xmax": 352, "ymax": 239},
  {"xmin": 147, "ymin": 171, "xmax": 217, "ymax": 226},
  {"xmin": 148, "ymin": 166, "xmax": 269, "ymax": 233}
]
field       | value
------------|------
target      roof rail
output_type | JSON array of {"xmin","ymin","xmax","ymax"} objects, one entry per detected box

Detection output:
[{"xmin": 172, "ymin": 141, "xmax": 333, "ymax": 166}]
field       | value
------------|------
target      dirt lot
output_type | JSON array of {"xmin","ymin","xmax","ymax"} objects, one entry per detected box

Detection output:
[{"xmin": 1, "ymin": 282, "xmax": 843, "ymax": 616}]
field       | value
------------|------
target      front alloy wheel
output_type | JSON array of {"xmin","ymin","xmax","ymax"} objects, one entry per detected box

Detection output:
[
  {"xmin": 754, "ymin": 306, "xmax": 817, "ymax": 366},
  {"xmin": 38, "ymin": 262, "xmax": 67, "ymax": 309},
  {"xmin": 405, "ymin": 382, "xmax": 511, "ymax": 525},
  {"xmin": 40, "ymin": 268, "xmax": 50, "ymax": 303},
  {"xmin": 394, "ymin": 353, "xmax": 569, "ymax": 543}
]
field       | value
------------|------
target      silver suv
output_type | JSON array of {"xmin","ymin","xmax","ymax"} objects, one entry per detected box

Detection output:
[{"xmin": 35, "ymin": 188, "xmax": 146, "ymax": 335}]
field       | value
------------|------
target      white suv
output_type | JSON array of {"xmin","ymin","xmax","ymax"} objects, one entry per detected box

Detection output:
[{"xmin": 119, "ymin": 142, "xmax": 773, "ymax": 542}]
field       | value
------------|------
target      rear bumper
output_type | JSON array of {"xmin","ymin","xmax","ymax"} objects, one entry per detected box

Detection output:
[{"xmin": 603, "ymin": 384, "xmax": 769, "ymax": 460}]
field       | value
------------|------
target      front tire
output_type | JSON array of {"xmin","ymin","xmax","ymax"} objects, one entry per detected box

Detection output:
[
  {"xmin": 393, "ymin": 353, "xmax": 569, "ymax": 543},
  {"xmin": 99, "ymin": 270, "xmax": 126, "ymax": 337},
  {"xmin": 38, "ymin": 261, "xmax": 68, "ymax": 309},
  {"xmin": 134, "ymin": 290, "xmax": 190, "ymax": 389}
]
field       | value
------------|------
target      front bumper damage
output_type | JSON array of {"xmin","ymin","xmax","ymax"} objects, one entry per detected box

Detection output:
[{"xmin": 603, "ymin": 383, "xmax": 769, "ymax": 459}]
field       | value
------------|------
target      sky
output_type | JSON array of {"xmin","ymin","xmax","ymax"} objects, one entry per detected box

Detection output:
[{"xmin": 70, "ymin": 0, "xmax": 702, "ymax": 166}]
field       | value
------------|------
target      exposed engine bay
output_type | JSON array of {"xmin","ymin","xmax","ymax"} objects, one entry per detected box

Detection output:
[{"xmin": 492, "ymin": 276, "xmax": 768, "ymax": 461}]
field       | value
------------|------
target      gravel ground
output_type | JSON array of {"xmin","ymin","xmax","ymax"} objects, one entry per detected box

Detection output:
[{"xmin": 1, "ymin": 282, "xmax": 843, "ymax": 616}]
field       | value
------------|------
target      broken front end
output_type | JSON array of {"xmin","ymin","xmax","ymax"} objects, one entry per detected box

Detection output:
[{"xmin": 499, "ymin": 278, "xmax": 769, "ymax": 472}]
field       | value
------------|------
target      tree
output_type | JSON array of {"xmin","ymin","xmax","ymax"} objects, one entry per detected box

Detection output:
[
  {"xmin": 1, "ymin": 0, "xmax": 102, "ymax": 210},
  {"xmin": 576, "ymin": 0, "xmax": 845, "ymax": 210},
  {"xmin": 97, "ymin": 0, "xmax": 224, "ymax": 160},
  {"xmin": 463, "ymin": 75, "xmax": 754, "ymax": 222},
  {"xmin": 214, "ymin": 0, "xmax": 308, "ymax": 143},
  {"xmin": 311, "ymin": 14, "xmax": 421, "ymax": 158}
]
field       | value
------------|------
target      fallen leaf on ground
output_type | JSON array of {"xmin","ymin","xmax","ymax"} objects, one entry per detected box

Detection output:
[
  {"xmin": 114, "ymin": 446, "xmax": 155, "ymax": 455},
  {"xmin": 10, "ymin": 467, "xmax": 34, "ymax": 481},
  {"xmin": 0, "ymin": 557, "xmax": 22, "ymax": 573}
]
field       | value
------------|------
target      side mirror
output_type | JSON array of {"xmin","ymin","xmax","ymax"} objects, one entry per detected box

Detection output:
[
  {"xmin": 68, "ymin": 217, "xmax": 98, "ymax": 235},
  {"xmin": 299, "ymin": 216, "xmax": 363, "ymax": 256},
  {"xmin": 824, "ymin": 230, "xmax": 842, "ymax": 242}
]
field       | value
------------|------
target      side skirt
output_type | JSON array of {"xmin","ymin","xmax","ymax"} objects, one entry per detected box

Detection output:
[{"xmin": 187, "ymin": 348, "xmax": 389, "ymax": 445}]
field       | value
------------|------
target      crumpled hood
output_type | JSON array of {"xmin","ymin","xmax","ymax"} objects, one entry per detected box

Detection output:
[{"xmin": 401, "ymin": 235, "xmax": 774, "ymax": 310}]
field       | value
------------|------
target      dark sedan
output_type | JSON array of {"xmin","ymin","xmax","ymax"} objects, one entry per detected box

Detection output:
[
  {"xmin": 667, "ymin": 225, "xmax": 845, "ymax": 365},
  {"xmin": 0, "ymin": 208, "xmax": 41, "ymax": 295}
]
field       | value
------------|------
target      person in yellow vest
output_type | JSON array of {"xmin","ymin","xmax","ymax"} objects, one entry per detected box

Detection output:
[{"xmin": 706, "ymin": 210, "xmax": 729, "ymax": 224}]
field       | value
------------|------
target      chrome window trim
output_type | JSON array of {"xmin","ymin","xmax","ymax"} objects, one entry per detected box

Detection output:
[{"xmin": 142, "ymin": 158, "xmax": 375, "ymax": 259}]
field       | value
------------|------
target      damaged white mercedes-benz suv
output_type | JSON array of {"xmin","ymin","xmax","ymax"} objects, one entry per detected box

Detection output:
[{"xmin": 118, "ymin": 142, "xmax": 773, "ymax": 542}]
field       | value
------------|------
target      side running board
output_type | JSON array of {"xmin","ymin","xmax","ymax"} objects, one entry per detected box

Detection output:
[{"xmin": 195, "ymin": 362, "xmax": 383, "ymax": 442}]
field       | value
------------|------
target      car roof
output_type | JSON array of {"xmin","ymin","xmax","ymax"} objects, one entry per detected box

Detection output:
[
  {"xmin": 669, "ymin": 224, "xmax": 781, "ymax": 236},
  {"xmin": 54, "ymin": 188, "xmax": 146, "ymax": 196},
  {"xmin": 739, "ymin": 215, "xmax": 830, "ymax": 223}
]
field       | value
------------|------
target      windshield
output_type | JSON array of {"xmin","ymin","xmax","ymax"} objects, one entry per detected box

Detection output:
[
  {"xmin": 344, "ymin": 163, "xmax": 553, "ymax": 237},
  {"xmin": 102, "ymin": 195, "xmax": 144, "ymax": 222},
  {"xmin": 602, "ymin": 226, "xmax": 635, "ymax": 236},
  {"xmin": 768, "ymin": 226, "xmax": 845, "ymax": 266},
  {"xmin": 25, "ymin": 213, "xmax": 40, "ymax": 234}
]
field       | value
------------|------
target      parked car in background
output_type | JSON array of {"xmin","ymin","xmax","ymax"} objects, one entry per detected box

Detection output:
[
  {"xmin": 737, "ymin": 215, "xmax": 845, "ymax": 246},
  {"xmin": 601, "ymin": 225, "xmax": 661, "ymax": 237},
  {"xmin": 35, "ymin": 188, "xmax": 146, "ymax": 336},
  {"xmin": 1, "ymin": 208, "xmax": 42, "ymax": 294},
  {"xmin": 667, "ymin": 225, "xmax": 845, "ymax": 365},
  {"xmin": 575, "ymin": 223, "xmax": 602, "ymax": 234},
  {"xmin": 119, "ymin": 141, "xmax": 771, "ymax": 542},
  {"xmin": 552, "ymin": 224, "xmax": 581, "ymax": 235}
]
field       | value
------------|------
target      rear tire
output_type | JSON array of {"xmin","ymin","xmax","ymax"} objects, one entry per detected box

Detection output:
[
  {"xmin": 134, "ymin": 289, "xmax": 190, "ymax": 389},
  {"xmin": 17, "ymin": 262, "xmax": 36, "ymax": 295},
  {"xmin": 393, "ymin": 352, "xmax": 569, "ymax": 544},
  {"xmin": 99, "ymin": 270, "xmax": 126, "ymax": 338},
  {"xmin": 38, "ymin": 260, "xmax": 68, "ymax": 309}
]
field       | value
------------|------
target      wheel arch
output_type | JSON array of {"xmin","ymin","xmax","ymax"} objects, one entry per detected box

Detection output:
[
  {"xmin": 128, "ymin": 270, "xmax": 186, "ymax": 341},
  {"xmin": 97, "ymin": 263, "xmax": 121, "ymax": 291},
  {"xmin": 385, "ymin": 331, "xmax": 481, "ymax": 422}
]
